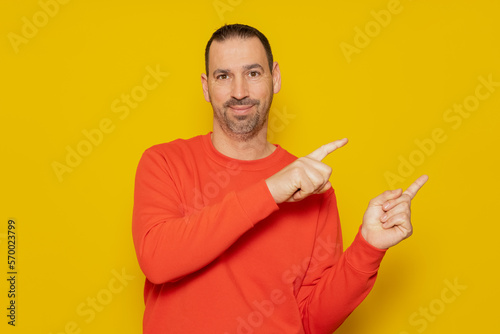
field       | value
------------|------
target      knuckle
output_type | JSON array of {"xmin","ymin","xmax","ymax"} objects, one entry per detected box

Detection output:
[
  {"xmin": 322, "ymin": 165, "xmax": 332, "ymax": 177},
  {"xmin": 289, "ymin": 166, "xmax": 303, "ymax": 179},
  {"xmin": 295, "ymin": 157, "xmax": 306, "ymax": 165},
  {"xmin": 406, "ymin": 229, "xmax": 413, "ymax": 238},
  {"xmin": 402, "ymin": 193, "xmax": 412, "ymax": 201}
]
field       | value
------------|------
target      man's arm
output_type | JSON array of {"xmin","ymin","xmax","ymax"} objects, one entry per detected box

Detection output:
[
  {"xmin": 132, "ymin": 147, "xmax": 279, "ymax": 284},
  {"xmin": 265, "ymin": 139, "xmax": 428, "ymax": 333}
]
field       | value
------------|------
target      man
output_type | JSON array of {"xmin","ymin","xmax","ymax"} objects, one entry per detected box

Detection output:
[{"xmin": 132, "ymin": 24, "xmax": 427, "ymax": 333}]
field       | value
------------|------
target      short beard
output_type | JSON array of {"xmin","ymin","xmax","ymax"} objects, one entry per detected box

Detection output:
[{"xmin": 214, "ymin": 96, "xmax": 271, "ymax": 141}]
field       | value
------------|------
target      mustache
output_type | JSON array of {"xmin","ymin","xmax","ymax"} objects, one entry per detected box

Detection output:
[{"xmin": 224, "ymin": 98, "xmax": 260, "ymax": 108}]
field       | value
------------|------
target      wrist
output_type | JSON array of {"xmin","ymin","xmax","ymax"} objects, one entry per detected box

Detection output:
[
  {"xmin": 360, "ymin": 225, "xmax": 389, "ymax": 250},
  {"xmin": 265, "ymin": 177, "xmax": 282, "ymax": 204}
]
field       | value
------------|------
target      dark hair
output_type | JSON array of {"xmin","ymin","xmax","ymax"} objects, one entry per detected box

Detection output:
[{"xmin": 204, "ymin": 24, "xmax": 274, "ymax": 75}]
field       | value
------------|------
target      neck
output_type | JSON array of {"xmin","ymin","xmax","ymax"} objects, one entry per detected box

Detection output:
[{"xmin": 211, "ymin": 127, "xmax": 276, "ymax": 160}]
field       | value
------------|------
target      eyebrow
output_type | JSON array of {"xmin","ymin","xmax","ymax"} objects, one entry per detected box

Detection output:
[
  {"xmin": 243, "ymin": 63, "xmax": 265, "ymax": 72},
  {"xmin": 212, "ymin": 68, "xmax": 230, "ymax": 77},
  {"xmin": 212, "ymin": 63, "xmax": 265, "ymax": 77}
]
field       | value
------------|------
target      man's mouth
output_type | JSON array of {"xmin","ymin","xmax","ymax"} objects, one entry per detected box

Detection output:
[{"xmin": 229, "ymin": 105, "xmax": 254, "ymax": 113}]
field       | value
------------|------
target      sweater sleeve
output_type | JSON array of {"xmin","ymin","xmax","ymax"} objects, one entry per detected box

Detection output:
[
  {"xmin": 132, "ymin": 147, "xmax": 279, "ymax": 284},
  {"xmin": 297, "ymin": 190, "xmax": 386, "ymax": 334}
]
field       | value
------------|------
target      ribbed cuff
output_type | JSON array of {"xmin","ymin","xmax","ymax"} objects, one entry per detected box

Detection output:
[
  {"xmin": 345, "ymin": 226, "xmax": 387, "ymax": 274},
  {"xmin": 235, "ymin": 179, "xmax": 279, "ymax": 226}
]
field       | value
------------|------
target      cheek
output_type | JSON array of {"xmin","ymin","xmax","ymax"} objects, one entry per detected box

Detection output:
[
  {"xmin": 210, "ymin": 85, "xmax": 231, "ymax": 104},
  {"xmin": 250, "ymin": 83, "xmax": 272, "ymax": 100}
]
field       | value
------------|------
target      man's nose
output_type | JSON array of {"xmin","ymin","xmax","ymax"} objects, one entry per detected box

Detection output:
[{"xmin": 231, "ymin": 75, "xmax": 249, "ymax": 100}]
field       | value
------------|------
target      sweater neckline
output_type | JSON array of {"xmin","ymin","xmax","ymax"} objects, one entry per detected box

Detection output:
[{"xmin": 201, "ymin": 132, "xmax": 286, "ymax": 171}]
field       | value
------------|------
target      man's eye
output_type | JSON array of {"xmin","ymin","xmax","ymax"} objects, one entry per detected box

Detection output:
[
  {"xmin": 249, "ymin": 71, "xmax": 260, "ymax": 77},
  {"xmin": 216, "ymin": 74, "xmax": 228, "ymax": 80}
]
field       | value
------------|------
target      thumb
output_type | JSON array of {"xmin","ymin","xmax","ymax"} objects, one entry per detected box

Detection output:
[{"xmin": 369, "ymin": 188, "xmax": 403, "ymax": 207}]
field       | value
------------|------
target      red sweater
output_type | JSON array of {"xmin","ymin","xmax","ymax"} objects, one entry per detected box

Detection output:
[{"xmin": 132, "ymin": 133, "xmax": 386, "ymax": 334}]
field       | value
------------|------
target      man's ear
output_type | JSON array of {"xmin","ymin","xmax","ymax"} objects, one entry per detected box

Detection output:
[
  {"xmin": 201, "ymin": 73, "xmax": 211, "ymax": 102},
  {"xmin": 272, "ymin": 62, "xmax": 281, "ymax": 94}
]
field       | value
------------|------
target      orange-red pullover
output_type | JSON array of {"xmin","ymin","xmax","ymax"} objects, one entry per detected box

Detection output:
[{"xmin": 132, "ymin": 133, "xmax": 386, "ymax": 333}]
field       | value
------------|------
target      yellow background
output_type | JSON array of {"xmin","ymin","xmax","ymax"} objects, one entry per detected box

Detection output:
[{"xmin": 1, "ymin": 0, "xmax": 499, "ymax": 333}]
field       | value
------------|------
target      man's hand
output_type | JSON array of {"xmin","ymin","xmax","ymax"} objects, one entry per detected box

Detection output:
[
  {"xmin": 265, "ymin": 138, "xmax": 348, "ymax": 204},
  {"xmin": 361, "ymin": 175, "xmax": 429, "ymax": 249}
]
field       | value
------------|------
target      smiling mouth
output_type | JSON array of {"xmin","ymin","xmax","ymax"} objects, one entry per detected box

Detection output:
[{"xmin": 229, "ymin": 105, "xmax": 254, "ymax": 113}]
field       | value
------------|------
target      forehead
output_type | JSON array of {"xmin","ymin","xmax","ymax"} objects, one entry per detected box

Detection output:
[{"xmin": 208, "ymin": 37, "xmax": 268, "ymax": 74}]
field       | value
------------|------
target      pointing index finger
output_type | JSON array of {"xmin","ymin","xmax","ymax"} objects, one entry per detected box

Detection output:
[
  {"xmin": 306, "ymin": 138, "xmax": 349, "ymax": 161},
  {"xmin": 403, "ymin": 174, "xmax": 429, "ymax": 200}
]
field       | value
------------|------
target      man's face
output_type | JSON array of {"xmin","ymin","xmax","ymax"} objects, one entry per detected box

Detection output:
[{"xmin": 201, "ymin": 37, "xmax": 281, "ymax": 140}]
